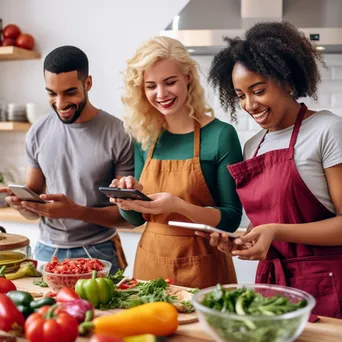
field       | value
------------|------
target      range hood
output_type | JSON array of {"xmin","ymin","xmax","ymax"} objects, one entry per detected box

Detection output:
[{"xmin": 161, "ymin": 0, "xmax": 342, "ymax": 55}]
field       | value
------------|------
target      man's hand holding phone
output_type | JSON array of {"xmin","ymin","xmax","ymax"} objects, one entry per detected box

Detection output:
[{"xmin": 0, "ymin": 186, "xmax": 40, "ymax": 220}]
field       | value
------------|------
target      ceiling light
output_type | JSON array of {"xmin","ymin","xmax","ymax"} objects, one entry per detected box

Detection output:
[
  {"xmin": 315, "ymin": 46, "xmax": 325, "ymax": 51},
  {"xmin": 187, "ymin": 48, "xmax": 196, "ymax": 53}
]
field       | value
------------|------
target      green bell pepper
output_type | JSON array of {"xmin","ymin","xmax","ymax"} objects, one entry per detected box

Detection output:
[
  {"xmin": 75, "ymin": 271, "xmax": 114, "ymax": 308},
  {"xmin": 7, "ymin": 290, "xmax": 34, "ymax": 318}
]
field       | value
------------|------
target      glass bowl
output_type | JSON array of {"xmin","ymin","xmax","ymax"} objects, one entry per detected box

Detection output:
[
  {"xmin": 39, "ymin": 259, "xmax": 111, "ymax": 292},
  {"xmin": 192, "ymin": 284, "xmax": 316, "ymax": 342}
]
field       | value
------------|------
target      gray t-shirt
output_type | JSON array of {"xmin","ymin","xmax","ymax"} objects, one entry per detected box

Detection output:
[
  {"xmin": 244, "ymin": 110, "xmax": 342, "ymax": 213},
  {"xmin": 25, "ymin": 110, "xmax": 134, "ymax": 247}
]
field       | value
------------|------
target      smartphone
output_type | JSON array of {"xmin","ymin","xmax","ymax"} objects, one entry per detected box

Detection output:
[
  {"xmin": 99, "ymin": 187, "xmax": 152, "ymax": 201},
  {"xmin": 168, "ymin": 221, "xmax": 239, "ymax": 238},
  {"xmin": 8, "ymin": 184, "xmax": 47, "ymax": 203}
]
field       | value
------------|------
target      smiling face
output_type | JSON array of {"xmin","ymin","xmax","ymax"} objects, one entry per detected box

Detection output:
[
  {"xmin": 232, "ymin": 63, "xmax": 296, "ymax": 131},
  {"xmin": 44, "ymin": 70, "xmax": 91, "ymax": 124},
  {"xmin": 143, "ymin": 59, "xmax": 191, "ymax": 118}
]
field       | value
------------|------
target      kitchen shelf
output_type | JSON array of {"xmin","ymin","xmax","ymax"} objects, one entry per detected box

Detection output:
[
  {"xmin": 0, "ymin": 46, "xmax": 40, "ymax": 61},
  {"xmin": 0, "ymin": 122, "xmax": 31, "ymax": 132}
]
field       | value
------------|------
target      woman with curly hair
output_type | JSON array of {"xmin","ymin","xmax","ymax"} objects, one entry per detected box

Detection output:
[
  {"xmin": 109, "ymin": 36, "xmax": 243, "ymax": 288},
  {"xmin": 203, "ymin": 22, "xmax": 342, "ymax": 319}
]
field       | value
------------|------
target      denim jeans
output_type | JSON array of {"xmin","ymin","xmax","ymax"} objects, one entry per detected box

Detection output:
[{"xmin": 34, "ymin": 239, "xmax": 119, "ymax": 274}]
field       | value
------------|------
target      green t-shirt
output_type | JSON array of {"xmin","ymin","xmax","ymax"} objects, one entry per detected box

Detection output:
[{"xmin": 120, "ymin": 119, "xmax": 243, "ymax": 231}]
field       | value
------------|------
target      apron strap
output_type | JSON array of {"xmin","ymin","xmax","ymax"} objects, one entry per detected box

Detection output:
[
  {"xmin": 288, "ymin": 103, "xmax": 307, "ymax": 159},
  {"xmin": 193, "ymin": 120, "xmax": 201, "ymax": 158},
  {"xmin": 253, "ymin": 103, "xmax": 308, "ymax": 158}
]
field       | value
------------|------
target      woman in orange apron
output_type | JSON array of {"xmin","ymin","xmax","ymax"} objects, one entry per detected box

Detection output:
[
  {"xmin": 109, "ymin": 36, "xmax": 243, "ymax": 288},
  {"xmin": 202, "ymin": 22, "xmax": 342, "ymax": 319}
]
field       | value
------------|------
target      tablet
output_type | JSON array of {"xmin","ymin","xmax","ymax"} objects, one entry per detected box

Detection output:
[{"xmin": 168, "ymin": 221, "xmax": 239, "ymax": 238}]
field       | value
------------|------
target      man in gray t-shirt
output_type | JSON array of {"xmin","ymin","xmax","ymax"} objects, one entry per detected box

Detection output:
[{"xmin": 1, "ymin": 46, "xmax": 134, "ymax": 273}]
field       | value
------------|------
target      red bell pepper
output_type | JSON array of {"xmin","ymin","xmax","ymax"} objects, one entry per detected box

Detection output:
[
  {"xmin": 55, "ymin": 287, "xmax": 80, "ymax": 302},
  {"xmin": 119, "ymin": 278, "xmax": 139, "ymax": 290},
  {"xmin": 0, "ymin": 293, "xmax": 25, "ymax": 334},
  {"xmin": 0, "ymin": 266, "xmax": 17, "ymax": 293},
  {"xmin": 164, "ymin": 278, "xmax": 173, "ymax": 285},
  {"xmin": 25, "ymin": 304, "xmax": 79, "ymax": 342}
]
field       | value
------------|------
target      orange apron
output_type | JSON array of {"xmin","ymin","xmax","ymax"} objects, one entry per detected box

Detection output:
[{"xmin": 133, "ymin": 121, "xmax": 237, "ymax": 288}]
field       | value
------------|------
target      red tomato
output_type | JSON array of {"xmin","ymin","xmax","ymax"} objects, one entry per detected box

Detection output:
[
  {"xmin": 119, "ymin": 279, "xmax": 139, "ymax": 290},
  {"xmin": 164, "ymin": 278, "xmax": 173, "ymax": 285},
  {"xmin": 2, "ymin": 24, "xmax": 21, "ymax": 40},
  {"xmin": 1, "ymin": 38, "xmax": 15, "ymax": 46},
  {"xmin": 15, "ymin": 33, "xmax": 35, "ymax": 50}
]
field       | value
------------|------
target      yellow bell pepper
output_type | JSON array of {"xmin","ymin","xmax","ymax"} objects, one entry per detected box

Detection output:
[{"xmin": 80, "ymin": 302, "xmax": 178, "ymax": 338}]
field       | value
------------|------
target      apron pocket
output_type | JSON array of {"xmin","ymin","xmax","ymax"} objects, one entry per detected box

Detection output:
[
  {"xmin": 288, "ymin": 272, "xmax": 342, "ymax": 318},
  {"xmin": 134, "ymin": 245, "xmax": 232, "ymax": 288}
]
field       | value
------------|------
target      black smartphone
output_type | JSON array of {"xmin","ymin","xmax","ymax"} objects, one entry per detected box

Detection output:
[{"xmin": 99, "ymin": 187, "xmax": 152, "ymax": 201}]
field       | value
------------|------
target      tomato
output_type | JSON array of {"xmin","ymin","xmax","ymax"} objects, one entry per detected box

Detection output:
[
  {"xmin": 2, "ymin": 24, "xmax": 21, "ymax": 40},
  {"xmin": 1, "ymin": 38, "xmax": 15, "ymax": 46},
  {"xmin": 15, "ymin": 33, "xmax": 35, "ymax": 50},
  {"xmin": 119, "ymin": 279, "xmax": 139, "ymax": 290},
  {"xmin": 45, "ymin": 257, "xmax": 105, "ymax": 274},
  {"xmin": 164, "ymin": 278, "xmax": 173, "ymax": 285}
]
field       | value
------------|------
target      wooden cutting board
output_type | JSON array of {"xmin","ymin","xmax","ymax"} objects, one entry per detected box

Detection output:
[{"xmin": 13, "ymin": 277, "xmax": 198, "ymax": 324}]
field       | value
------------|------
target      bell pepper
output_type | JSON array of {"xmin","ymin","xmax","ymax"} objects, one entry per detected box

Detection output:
[
  {"xmin": 5, "ymin": 261, "xmax": 41, "ymax": 280},
  {"xmin": 7, "ymin": 290, "xmax": 34, "ymax": 318},
  {"xmin": 0, "ymin": 266, "xmax": 17, "ymax": 293},
  {"xmin": 75, "ymin": 270, "xmax": 114, "ymax": 308},
  {"xmin": 56, "ymin": 287, "xmax": 80, "ymax": 303},
  {"xmin": 58, "ymin": 299, "xmax": 94, "ymax": 323},
  {"xmin": 25, "ymin": 304, "xmax": 79, "ymax": 342},
  {"xmin": 119, "ymin": 278, "xmax": 139, "ymax": 290},
  {"xmin": 0, "ymin": 293, "xmax": 25, "ymax": 334},
  {"xmin": 79, "ymin": 302, "xmax": 178, "ymax": 338}
]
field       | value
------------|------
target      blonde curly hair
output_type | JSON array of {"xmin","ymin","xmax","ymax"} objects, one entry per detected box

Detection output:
[{"xmin": 122, "ymin": 36, "xmax": 214, "ymax": 151}]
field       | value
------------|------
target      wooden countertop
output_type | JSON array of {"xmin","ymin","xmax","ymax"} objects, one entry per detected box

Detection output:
[
  {"xmin": 0, "ymin": 207, "xmax": 145, "ymax": 233},
  {"xmin": 2, "ymin": 277, "xmax": 342, "ymax": 342}
]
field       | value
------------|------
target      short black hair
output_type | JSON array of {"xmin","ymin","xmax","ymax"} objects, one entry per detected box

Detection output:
[
  {"xmin": 208, "ymin": 21, "xmax": 324, "ymax": 122},
  {"xmin": 44, "ymin": 45, "xmax": 89, "ymax": 82}
]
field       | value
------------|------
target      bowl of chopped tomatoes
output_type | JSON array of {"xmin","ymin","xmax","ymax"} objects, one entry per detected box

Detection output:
[{"xmin": 39, "ymin": 257, "xmax": 111, "ymax": 292}]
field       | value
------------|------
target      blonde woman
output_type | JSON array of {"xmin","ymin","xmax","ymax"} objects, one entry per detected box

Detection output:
[{"xmin": 110, "ymin": 36, "xmax": 243, "ymax": 288}]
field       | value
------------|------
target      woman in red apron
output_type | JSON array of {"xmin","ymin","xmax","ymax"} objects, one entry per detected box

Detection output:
[
  {"xmin": 108, "ymin": 36, "xmax": 242, "ymax": 288},
  {"xmin": 204, "ymin": 22, "xmax": 342, "ymax": 319}
]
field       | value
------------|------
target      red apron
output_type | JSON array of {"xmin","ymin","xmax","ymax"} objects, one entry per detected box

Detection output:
[{"xmin": 228, "ymin": 104, "xmax": 342, "ymax": 320}]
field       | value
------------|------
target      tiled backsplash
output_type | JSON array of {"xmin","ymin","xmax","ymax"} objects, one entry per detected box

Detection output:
[{"xmin": 0, "ymin": 54, "xmax": 341, "ymax": 183}]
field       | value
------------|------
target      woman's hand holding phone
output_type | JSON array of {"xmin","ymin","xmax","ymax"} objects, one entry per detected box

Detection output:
[{"xmin": 109, "ymin": 176, "xmax": 144, "ymax": 210}]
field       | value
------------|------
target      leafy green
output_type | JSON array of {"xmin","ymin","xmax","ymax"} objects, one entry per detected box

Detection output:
[
  {"xmin": 106, "ymin": 269, "xmax": 125, "ymax": 284},
  {"xmin": 200, "ymin": 285, "xmax": 308, "ymax": 342},
  {"xmin": 33, "ymin": 278, "xmax": 48, "ymax": 287},
  {"xmin": 99, "ymin": 277, "xmax": 194, "ymax": 312}
]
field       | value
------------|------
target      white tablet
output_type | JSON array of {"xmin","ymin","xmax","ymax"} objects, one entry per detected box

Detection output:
[{"xmin": 168, "ymin": 221, "xmax": 239, "ymax": 238}]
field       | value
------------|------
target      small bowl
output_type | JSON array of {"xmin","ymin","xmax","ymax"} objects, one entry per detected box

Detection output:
[
  {"xmin": 192, "ymin": 284, "xmax": 316, "ymax": 342},
  {"xmin": 39, "ymin": 259, "xmax": 111, "ymax": 292}
]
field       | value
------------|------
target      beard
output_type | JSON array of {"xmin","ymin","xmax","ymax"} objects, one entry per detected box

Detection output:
[{"xmin": 53, "ymin": 90, "xmax": 88, "ymax": 125}]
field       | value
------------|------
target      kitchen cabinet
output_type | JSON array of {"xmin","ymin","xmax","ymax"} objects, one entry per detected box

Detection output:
[{"xmin": 0, "ymin": 46, "xmax": 40, "ymax": 61}]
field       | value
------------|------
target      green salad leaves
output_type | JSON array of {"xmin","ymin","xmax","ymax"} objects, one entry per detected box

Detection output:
[{"xmin": 200, "ymin": 284, "xmax": 308, "ymax": 342}]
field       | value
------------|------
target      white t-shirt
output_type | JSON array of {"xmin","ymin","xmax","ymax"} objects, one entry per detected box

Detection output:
[{"xmin": 243, "ymin": 110, "xmax": 342, "ymax": 213}]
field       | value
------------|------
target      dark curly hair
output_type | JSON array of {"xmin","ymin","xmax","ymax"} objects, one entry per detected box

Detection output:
[
  {"xmin": 44, "ymin": 46, "xmax": 89, "ymax": 82},
  {"xmin": 208, "ymin": 21, "xmax": 325, "ymax": 122}
]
